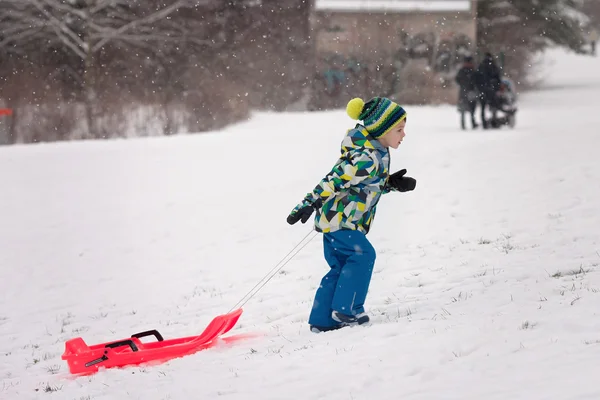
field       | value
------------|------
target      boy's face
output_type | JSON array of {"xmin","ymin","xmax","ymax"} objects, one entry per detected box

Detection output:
[{"xmin": 380, "ymin": 120, "xmax": 406, "ymax": 149}]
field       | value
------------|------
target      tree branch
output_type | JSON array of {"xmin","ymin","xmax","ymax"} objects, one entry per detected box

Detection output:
[{"xmin": 92, "ymin": 0, "xmax": 188, "ymax": 52}]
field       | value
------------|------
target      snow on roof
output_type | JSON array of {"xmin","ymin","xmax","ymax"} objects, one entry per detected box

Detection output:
[{"xmin": 315, "ymin": 0, "xmax": 472, "ymax": 13}]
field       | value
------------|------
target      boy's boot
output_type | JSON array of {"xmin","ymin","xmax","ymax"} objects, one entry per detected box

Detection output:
[
  {"xmin": 332, "ymin": 311, "xmax": 370, "ymax": 326},
  {"xmin": 309, "ymin": 324, "xmax": 343, "ymax": 333}
]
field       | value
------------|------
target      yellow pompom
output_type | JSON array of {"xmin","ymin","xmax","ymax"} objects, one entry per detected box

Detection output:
[{"xmin": 346, "ymin": 97, "xmax": 365, "ymax": 120}]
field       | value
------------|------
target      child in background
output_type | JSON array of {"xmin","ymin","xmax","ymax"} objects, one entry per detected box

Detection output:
[{"xmin": 287, "ymin": 96, "xmax": 417, "ymax": 333}]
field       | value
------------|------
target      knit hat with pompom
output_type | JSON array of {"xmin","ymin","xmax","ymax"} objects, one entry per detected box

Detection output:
[{"xmin": 346, "ymin": 97, "xmax": 406, "ymax": 139}]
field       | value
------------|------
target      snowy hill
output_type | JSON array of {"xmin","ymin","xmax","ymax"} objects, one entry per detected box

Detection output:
[{"xmin": 1, "ymin": 47, "xmax": 600, "ymax": 400}]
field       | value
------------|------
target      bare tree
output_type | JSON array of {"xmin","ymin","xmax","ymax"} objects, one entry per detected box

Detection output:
[
  {"xmin": 0, "ymin": 0, "xmax": 313, "ymax": 142},
  {"xmin": 0, "ymin": 0, "xmax": 218, "ymax": 137}
]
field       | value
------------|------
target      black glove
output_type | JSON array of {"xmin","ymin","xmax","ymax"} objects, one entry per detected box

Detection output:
[
  {"xmin": 387, "ymin": 169, "xmax": 416, "ymax": 192},
  {"xmin": 287, "ymin": 198, "xmax": 322, "ymax": 225}
]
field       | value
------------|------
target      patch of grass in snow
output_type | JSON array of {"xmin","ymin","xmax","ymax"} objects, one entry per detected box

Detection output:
[
  {"xmin": 1, "ymin": 380, "xmax": 19, "ymax": 392},
  {"xmin": 498, "ymin": 241, "xmax": 516, "ymax": 254},
  {"xmin": 90, "ymin": 312, "xmax": 108, "ymax": 320},
  {"xmin": 551, "ymin": 271, "xmax": 563, "ymax": 278},
  {"xmin": 71, "ymin": 325, "xmax": 90, "ymax": 334},
  {"xmin": 397, "ymin": 307, "xmax": 413, "ymax": 319},
  {"xmin": 431, "ymin": 308, "xmax": 452, "ymax": 321},
  {"xmin": 564, "ymin": 265, "xmax": 590, "ymax": 276},
  {"xmin": 374, "ymin": 306, "xmax": 413, "ymax": 322},
  {"xmin": 475, "ymin": 264, "xmax": 503, "ymax": 278},
  {"xmin": 519, "ymin": 321, "xmax": 537, "ymax": 330},
  {"xmin": 584, "ymin": 340, "xmax": 600, "ymax": 345},
  {"xmin": 478, "ymin": 237, "xmax": 492, "ymax": 245},
  {"xmin": 46, "ymin": 365, "xmax": 61, "ymax": 375},
  {"xmin": 550, "ymin": 265, "xmax": 592, "ymax": 279},
  {"xmin": 37, "ymin": 382, "xmax": 62, "ymax": 393},
  {"xmin": 294, "ymin": 344, "xmax": 312, "ymax": 351},
  {"xmin": 451, "ymin": 291, "xmax": 472, "ymax": 302},
  {"xmin": 58, "ymin": 312, "xmax": 75, "ymax": 333},
  {"xmin": 185, "ymin": 286, "xmax": 223, "ymax": 300},
  {"xmin": 335, "ymin": 346, "xmax": 355, "ymax": 355}
]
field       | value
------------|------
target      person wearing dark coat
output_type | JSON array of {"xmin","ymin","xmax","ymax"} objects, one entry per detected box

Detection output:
[
  {"xmin": 476, "ymin": 52, "xmax": 502, "ymax": 129},
  {"xmin": 455, "ymin": 55, "xmax": 479, "ymax": 130}
]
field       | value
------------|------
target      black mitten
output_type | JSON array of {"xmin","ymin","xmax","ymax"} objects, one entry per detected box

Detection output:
[
  {"xmin": 387, "ymin": 169, "xmax": 417, "ymax": 192},
  {"xmin": 287, "ymin": 198, "xmax": 322, "ymax": 225}
]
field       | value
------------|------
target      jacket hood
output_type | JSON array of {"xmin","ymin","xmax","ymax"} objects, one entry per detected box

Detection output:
[{"xmin": 341, "ymin": 124, "xmax": 387, "ymax": 155}]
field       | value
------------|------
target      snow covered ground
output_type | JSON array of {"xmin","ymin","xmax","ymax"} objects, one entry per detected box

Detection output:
[{"xmin": 1, "ymin": 47, "xmax": 600, "ymax": 399}]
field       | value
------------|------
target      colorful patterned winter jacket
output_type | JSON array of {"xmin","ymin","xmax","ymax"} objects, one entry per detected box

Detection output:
[{"xmin": 292, "ymin": 124, "xmax": 400, "ymax": 234}]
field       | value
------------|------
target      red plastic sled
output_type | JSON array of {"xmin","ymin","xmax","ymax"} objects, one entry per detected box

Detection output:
[{"xmin": 62, "ymin": 308, "xmax": 243, "ymax": 375}]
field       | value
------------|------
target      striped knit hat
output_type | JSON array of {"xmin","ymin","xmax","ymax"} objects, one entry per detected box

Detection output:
[{"xmin": 346, "ymin": 97, "xmax": 407, "ymax": 139}]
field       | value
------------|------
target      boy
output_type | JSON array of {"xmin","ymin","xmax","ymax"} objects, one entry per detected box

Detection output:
[{"xmin": 287, "ymin": 96, "xmax": 416, "ymax": 333}]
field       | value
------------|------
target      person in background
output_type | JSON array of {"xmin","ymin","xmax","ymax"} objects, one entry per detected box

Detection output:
[
  {"xmin": 455, "ymin": 55, "xmax": 479, "ymax": 130},
  {"xmin": 476, "ymin": 52, "xmax": 502, "ymax": 129},
  {"xmin": 589, "ymin": 27, "xmax": 598, "ymax": 56}
]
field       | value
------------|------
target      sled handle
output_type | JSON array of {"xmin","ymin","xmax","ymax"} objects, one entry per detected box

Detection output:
[
  {"xmin": 105, "ymin": 339, "xmax": 139, "ymax": 352},
  {"xmin": 85, "ymin": 354, "xmax": 108, "ymax": 368},
  {"xmin": 131, "ymin": 329, "xmax": 164, "ymax": 342}
]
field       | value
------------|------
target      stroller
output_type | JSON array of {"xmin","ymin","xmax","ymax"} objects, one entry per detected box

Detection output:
[{"xmin": 488, "ymin": 78, "xmax": 518, "ymax": 129}]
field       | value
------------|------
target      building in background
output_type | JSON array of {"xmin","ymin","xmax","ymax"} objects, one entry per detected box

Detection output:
[{"xmin": 309, "ymin": 0, "xmax": 477, "ymax": 109}]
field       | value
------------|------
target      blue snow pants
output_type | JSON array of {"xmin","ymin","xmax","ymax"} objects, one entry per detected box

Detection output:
[{"xmin": 308, "ymin": 230, "xmax": 376, "ymax": 328}]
